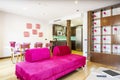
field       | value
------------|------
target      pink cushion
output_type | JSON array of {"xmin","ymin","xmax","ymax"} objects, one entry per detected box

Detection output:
[
  {"xmin": 53, "ymin": 46, "xmax": 71, "ymax": 56},
  {"xmin": 25, "ymin": 48, "xmax": 50, "ymax": 62}
]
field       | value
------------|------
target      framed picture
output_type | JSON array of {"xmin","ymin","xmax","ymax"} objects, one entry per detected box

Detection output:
[
  {"xmin": 39, "ymin": 32, "xmax": 43, "ymax": 37},
  {"xmin": 24, "ymin": 31, "xmax": 30, "ymax": 37},
  {"xmin": 36, "ymin": 24, "xmax": 40, "ymax": 29},
  {"xmin": 26, "ymin": 23, "xmax": 32, "ymax": 29},
  {"xmin": 32, "ymin": 29, "xmax": 37, "ymax": 35}
]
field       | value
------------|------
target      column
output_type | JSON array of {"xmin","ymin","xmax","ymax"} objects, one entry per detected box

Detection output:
[{"xmin": 66, "ymin": 20, "xmax": 71, "ymax": 50}]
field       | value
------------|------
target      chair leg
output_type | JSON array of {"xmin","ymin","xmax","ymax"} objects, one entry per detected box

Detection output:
[
  {"xmin": 22, "ymin": 54, "xmax": 25, "ymax": 61},
  {"xmin": 20, "ymin": 53, "xmax": 23, "ymax": 61},
  {"xmin": 11, "ymin": 53, "xmax": 23, "ymax": 63},
  {"xmin": 16, "ymin": 55, "xmax": 19, "ymax": 62},
  {"xmin": 11, "ymin": 54, "xmax": 15, "ymax": 64},
  {"xmin": 11, "ymin": 54, "xmax": 13, "ymax": 62},
  {"xmin": 17, "ymin": 54, "xmax": 22, "ymax": 62},
  {"xmin": 21, "ymin": 54, "xmax": 22, "ymax": 61}
]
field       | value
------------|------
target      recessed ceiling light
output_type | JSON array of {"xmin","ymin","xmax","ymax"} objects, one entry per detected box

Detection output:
[
  {"xmin": 38, "ymin": 3, "xmax": 41, "ymax": 5},
  {"xmin": 76, "ymin": 9, "xmax": 79, "ymax": 12},
  {"xmin": 74, "ymin": 0, "xmax": 78, "ymax": 4},
  {"xmin": 23, "ymin": 7, "xmax": 28, "ymax": 10},
  {"xmin": 43, "ymin": 13, "xmax": 46, "ymax": 15}
]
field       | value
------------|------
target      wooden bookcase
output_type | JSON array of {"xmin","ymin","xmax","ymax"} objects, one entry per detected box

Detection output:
[{"xmin": 88, "ymin": 3, "xmax": 120, "ymax": 68}]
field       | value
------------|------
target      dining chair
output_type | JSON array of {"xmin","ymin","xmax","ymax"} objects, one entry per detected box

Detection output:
[
  {"xmin": 20, "ymin": 43, "xmax": 30, "ymax": 60},
  {"xmin": 45, "ymin": 43, "xmax": 53, "ymax": 50},
  {"xmin": 9, "ymin": 41, "xmax": 22, "ymax": 63},
  {"xmin": 34, "ymin": 42, "xmax": 43, "ymax": 48}
]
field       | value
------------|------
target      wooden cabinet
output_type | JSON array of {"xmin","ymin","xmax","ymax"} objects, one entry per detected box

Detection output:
[
  {"xmin": 71, "ymin": 27, "xmax": 76, "ymax": 36},
  {"xmin": 88, "ymin": 4, "xmax": 120, "ymax": 68},
  {"xmin": 53, "ymin": 24, "xmax": 76, "ymax": 36},
  {"xmin": 71, "ymin": 41, "xmax": 76, "ymax": 50},
  {"xmin": 53, "ymin": 24, "xmax": 65, "ymax": 36}
]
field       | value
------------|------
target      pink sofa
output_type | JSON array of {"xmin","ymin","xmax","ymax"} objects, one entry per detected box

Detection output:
[{"xmin": 15, "ymin": 46, "xmax": 86, "ymax": 80}]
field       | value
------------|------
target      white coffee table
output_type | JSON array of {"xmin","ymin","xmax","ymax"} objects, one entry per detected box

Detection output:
[{"xmin": 86, "ymin": 67, "xmax": 120, "ymax": 80}]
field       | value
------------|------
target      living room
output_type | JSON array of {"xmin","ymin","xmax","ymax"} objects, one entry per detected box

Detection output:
[{"xmin": 0, "ymin": 0, "xmax": 120, "ymax": 80}]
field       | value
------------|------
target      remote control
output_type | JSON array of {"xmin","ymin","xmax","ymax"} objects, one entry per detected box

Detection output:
[{"xmin": 96, "ymin": 75, "xmax": 107, "ymax": 77}]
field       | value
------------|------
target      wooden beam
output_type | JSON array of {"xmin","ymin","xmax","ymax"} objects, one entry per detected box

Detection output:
[
  {"xmin": 88, "ymin": 11, "xmax": 93, "ymax": 60},
  {"xmin": 66, "ymin": 20, "xmax": 71, "ymax": 50}
]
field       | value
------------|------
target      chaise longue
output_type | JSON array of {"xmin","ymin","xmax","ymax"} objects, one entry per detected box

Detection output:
[{"xmin": 15, "ymin": 46, "xmax": 86, "ymax": 80}]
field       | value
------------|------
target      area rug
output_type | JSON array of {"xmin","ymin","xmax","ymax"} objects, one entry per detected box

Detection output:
[{"xmin": 86, "ymin": 67, "xmax": 120, "ymax": 80}]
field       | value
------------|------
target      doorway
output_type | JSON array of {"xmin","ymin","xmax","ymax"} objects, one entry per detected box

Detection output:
[{"xmin": 52, "ymin": 17, "xmax": 83, "ymax": 54}]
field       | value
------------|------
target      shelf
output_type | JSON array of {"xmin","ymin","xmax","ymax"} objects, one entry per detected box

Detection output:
[
  {"xmin": 90, "ymin": 51, "xmax": 101, "ymax": 54},
  {"xmin": 101, "ymin": 43, "xmax": 112, "ymax": 45},
  {"xmin": 92, "ymin": 35, "xmax": 101, "ymax": 36},
  {"xmin": 92, "ymin": 42, "xmax": 120, "ymax": 45},
  {"xmin": 92, "ymin": 18, "xmax": 100, "ymax": 20},
  {"xmin": 92, "ymin": 26, "xmax": 101, "ymax": 28},
  {"xmin": 101, "ymin": 34, "xmax": 111, "ymax": 36},
  {"xmin": 101, "ymin": 26, "xmax": 112, "ymax": 27},
  {"xmin": 112, "ymin": 43, "xmax": 120, "ymax": 45},
  {"xmin": 89, "ymin": 4, "xmax": 120, "ymax": 68},
  {"xmin": 91, "ymin": 51, "xmax": 120, "ymax": 56},
  {"xmin": 92, "ymin": 43, "xmax": 101, "ymax": 44},
  {"xmin": 112, "ymin": 24, "xmax": 120, "ymax": 26},
  {"xmin": 93, "ymin": 43, "xmax": 120, "ymax": 45},
  {"xmin": 101, "ymin": 51, "xmax": 111, "ymax": 54},
  {"xmin": 112, "ymin": 53, "xmax": 120, "ymax": 55}
]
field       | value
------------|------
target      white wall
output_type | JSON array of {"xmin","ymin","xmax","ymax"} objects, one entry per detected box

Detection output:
[
  {"xmin": 0, "ymin": 11, "xmax": 52, "ymax": 57},
  {"xmin": 83, "ymin": 12, "xmax": 88, "ymax": 57}
]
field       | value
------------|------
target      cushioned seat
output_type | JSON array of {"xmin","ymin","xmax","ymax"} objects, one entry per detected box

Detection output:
[
  {"xmin": 16, "ymin": 60, "xmax": 62, "ymax": 80},
  {"xmin": 16, "ymin": 57, "xmax": 75, "ymax": 80},
  {"xmin": 52, "ymin": 54, "xmax": 86, "ymax": 70}
]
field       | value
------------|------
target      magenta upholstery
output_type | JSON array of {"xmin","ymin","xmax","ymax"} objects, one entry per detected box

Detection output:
[
  {"xmin": 16, "ymin": 46, "xmax": 86, "ymax": 80},
  {"xmin": 53, "ymin": 46, "xmax": 71, "ymax": 56},
  {"xmin": 25, "ymin": 48, "xmax": 50, "ymax": 62}
]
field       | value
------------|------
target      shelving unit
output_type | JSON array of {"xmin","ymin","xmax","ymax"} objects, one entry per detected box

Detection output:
[{"xmin": 88, "ymin": 3, "xmax": 120, "ymax": 67}]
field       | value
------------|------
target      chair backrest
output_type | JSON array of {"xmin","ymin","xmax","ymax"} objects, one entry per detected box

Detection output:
[
  {"xmin": 9, "ymin": 42, "xmax": 30, "ymax": 54},
  {"xmin": 45, "ymin": 43, "xmax": 52, "ymax": 48},
  {"xmin": 34, "ymin": 42, "xmax": 43, "ymax": 48},
  {"xmin": 20, "ymin": 43, "xmax": 30, "ymax": 51},
  {"xmin": 9, "ymin": 41, "xmax": 16, "ymax": 52},
  {"xmin": 9, "ymin": 41, "xmax": 16, "ymax": 48}
]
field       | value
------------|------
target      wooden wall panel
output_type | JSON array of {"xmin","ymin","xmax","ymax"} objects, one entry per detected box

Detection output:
[
  {"xmin": 101, "ymin": 15, "xmax": 120, "ymax": 26},
  {"xmin": 113, "ymin": 15, "xmax": 120, "ymax": 25},
  {"xmin": 101, "ymin": 17, "xmax": 112, "ymax": 26},
  {"xmin": 91, "ymin": 52, "xmax": 120, "ymax": 68}
]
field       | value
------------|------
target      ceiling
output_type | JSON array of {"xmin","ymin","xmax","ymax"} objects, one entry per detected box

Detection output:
[
  {"xmin": 0, "ymin": 0, "xmax": 120, "ymax": 24},
  {"xmin": 54, "ymin": 16, "xmax": 83, "ymax": 27}
]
